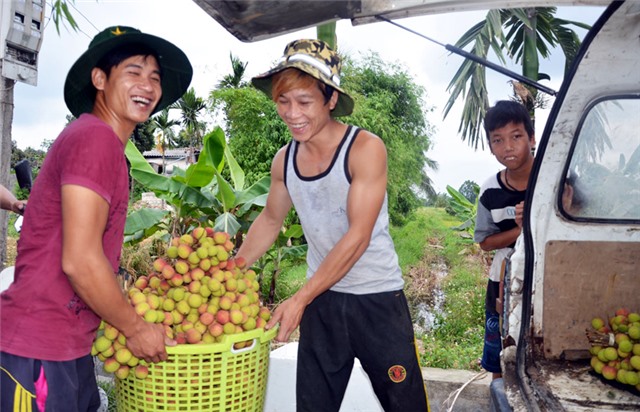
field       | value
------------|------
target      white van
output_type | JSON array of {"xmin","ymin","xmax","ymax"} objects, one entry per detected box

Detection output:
[
  {"xmin": 197, "ymin": 1, "xmax": 640, "ymax": 410},
  {"xmin": 495, "ymin": 1, "xmax": 640, "ymax": 410}
]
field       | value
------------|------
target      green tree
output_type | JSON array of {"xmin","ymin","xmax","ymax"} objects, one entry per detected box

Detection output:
[
  {"xmin": 132, "ymin": 119, "xmax": 155, "ymax": 153},
  {"xmin": 211, "ymin": 86, "xmax": 288, "ymax": 186},
  {"xmin": 10, "ymin": 141, "xmax": 46, "ymax": 199},
  {"xmin": 50, "ymin": 0, "xmax": 81, "ymax": 33},
  {"xmin": 171, "ymin": 87, "xmax": 207, "ymax": 162},
  {"xmin": 343, "ymin": 52, "xmax": 437, "ymax": 224},
  {"xmin": 443, "ymin": 7, "xmax": 589, "ymax": 149},
  {"xmin": 146, "ymin": 108, "xmax": 180, "ymax": 174},
  {"xmin": 459, "ymin": 180, "xmax": 479, "ymax": 204}
]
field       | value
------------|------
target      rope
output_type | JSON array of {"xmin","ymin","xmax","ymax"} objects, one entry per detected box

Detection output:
[
  {"xmin": 1, "ymin": 366, "xmax": 34, "ymax": 412},
  {"xmin": 441, "ymin": 370, "xmax": 488, "ymax": 412}
]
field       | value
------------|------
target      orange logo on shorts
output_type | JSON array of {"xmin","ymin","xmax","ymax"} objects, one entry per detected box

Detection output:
[{"xmin": 388, "ymin": 365, "xmax": 407, "ymax": 383}]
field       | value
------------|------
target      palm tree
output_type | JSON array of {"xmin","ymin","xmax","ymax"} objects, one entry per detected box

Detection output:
[
  {"xmin": 217, "ymin": 53, "xmax": 249, "ymax": 89},
  {"xmin": 171, "ymin": 88, "xmax": 206, "ymax": 164},
  {"xmin": 443, "ymin": 7, "xmax": 590, "ymax": 149},
  {"xmin": 148, "ymin": 108, "xmax": 179, "ymax": 174}
]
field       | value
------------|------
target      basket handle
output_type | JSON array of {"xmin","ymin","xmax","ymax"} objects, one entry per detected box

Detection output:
[{"xmin": 230, "ymin": 339, "xmax": 257, "ymax": 354}]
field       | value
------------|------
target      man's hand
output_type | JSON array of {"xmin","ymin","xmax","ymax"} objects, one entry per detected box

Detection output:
[
  {"xmin": 266, "ymin": 296, "xmax": 306, "ymax": 342},
  {"xmin": 124, "ymin": 320, "xmax": 176, "ymax": 363},
  {"xmin": 11, "ymin": 200, "xmax": 26, "ymax": 215},
  {"xmin": 515, "ymin": 201, "xmax": 525, "ymax": 228}
]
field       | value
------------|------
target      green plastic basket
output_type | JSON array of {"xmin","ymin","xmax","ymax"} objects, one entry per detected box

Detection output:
[{"xmin": 116, "ymin": 328, "xmax": 277, "ymax": 411}]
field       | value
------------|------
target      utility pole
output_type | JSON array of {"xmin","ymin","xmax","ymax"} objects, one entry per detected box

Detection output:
[
  {"xmin": 0, "ymin": 66, "xmax": 15, "ymax": 269},
  {"xmin": 0, "ymin": 0, "xmax": 45, "ymax": 269}
]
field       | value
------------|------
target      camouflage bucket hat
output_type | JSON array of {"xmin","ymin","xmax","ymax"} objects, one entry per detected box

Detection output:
[
  {"xmin": 64, "ymin": 26, "xmax": 193, "ymax": 118},
  {"xmin": 252, "ymin": 39, "xmax": 354, "ymax": 117}
]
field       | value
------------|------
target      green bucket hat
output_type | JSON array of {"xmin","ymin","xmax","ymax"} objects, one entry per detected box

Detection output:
[
  {"xmin": 64, "ymin": 26, "xmax": 193, "ymax": 118},
  {"xmin": 252, "ymin": 39, "xmax": 354, "ymax": 117}
]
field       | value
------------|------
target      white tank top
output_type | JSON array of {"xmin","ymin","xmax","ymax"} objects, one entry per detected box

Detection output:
[{"xmin": 284, "ymin": 125, "xmax": 404, "ymax": 294}]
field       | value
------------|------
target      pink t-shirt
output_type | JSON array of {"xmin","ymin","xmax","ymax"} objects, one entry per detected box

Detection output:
[{"xmin": 0, "ymin": 114, "xmax": 129, "ymax": 361}]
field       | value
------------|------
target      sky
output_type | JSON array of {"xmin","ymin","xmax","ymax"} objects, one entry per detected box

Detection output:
[{"xmin": 9, "ymin": 0, "xmax": 605, "ymax": 193}]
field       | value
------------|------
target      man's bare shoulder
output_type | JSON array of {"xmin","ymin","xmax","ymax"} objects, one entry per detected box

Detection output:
[{"xmin": 353, "ymin": 129, "xmax": 387, "ymax": 156}]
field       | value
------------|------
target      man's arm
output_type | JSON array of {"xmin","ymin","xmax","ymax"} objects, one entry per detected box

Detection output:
[
  {"xmin": 267, "ymin": 131, "xmax": 388, "ymax": 341},
  {"xmin": 479, "ymin": 227, "xmax": 521, "ymax": 251},
  {"xmin": 0, "ymin": 185, "xmax": 25, "ymax": 215},
  {"xmin": 478, "ymin": 201, "xmax": 525, "ymax": 251},
  {"xmin": 61, "ymin": 184, "xmax": 173, "ymax": 363}
]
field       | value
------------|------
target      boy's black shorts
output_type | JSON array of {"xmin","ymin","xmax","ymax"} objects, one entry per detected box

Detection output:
[{"xmin": 296, "ymin": 289, "xmax": 430, "ymax": 412}]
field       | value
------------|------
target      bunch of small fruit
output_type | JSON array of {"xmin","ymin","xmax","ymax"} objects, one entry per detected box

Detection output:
[
  {"xmin": 92, "ymin": 227, "xmax": 272, "ymax": 380},
  {"xmin": 587, "ymin": 308, "xmax": 640, "ymax": 391}
]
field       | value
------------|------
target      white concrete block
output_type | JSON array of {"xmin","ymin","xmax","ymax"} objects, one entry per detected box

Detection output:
[
  {"xmin": 264, "ymin": 342, "xmax": 383, "ymax": 412},
  {"xmin": 0, "ymin": 266, "xmax": 14, "ymax": 293}
]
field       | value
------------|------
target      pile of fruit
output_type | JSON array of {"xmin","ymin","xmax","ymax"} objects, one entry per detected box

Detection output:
[
  {"xmin": 587, "ymin": 308, "xmax": 640, "ymax": 391},
  {"xmin": 92, "ymin": 227, "xmax": 272, "ymax": 380}
]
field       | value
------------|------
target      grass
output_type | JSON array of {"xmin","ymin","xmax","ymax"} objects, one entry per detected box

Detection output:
[
  {"xmin": 97, "ymin": 379, "xmax": 117, "ymax": 412},
  {"xmin": 410, "ymin": 208, "xmax": 486, "ymax": 370}
]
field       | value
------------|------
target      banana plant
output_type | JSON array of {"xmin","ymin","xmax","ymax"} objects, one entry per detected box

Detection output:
[
  {"xmin": 446, "ymin": 184, "xmax": 479, "ymax": 239},
  {"xmin": 252, "ymin": 224, "xmax": 308, "ymax": 304},
  {"xmin": 123, "ymin": 127, "xmax": 269, "ymax": 244}
]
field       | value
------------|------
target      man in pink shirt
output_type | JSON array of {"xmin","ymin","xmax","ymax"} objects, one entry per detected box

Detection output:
[{"xmin": 0, "ymin": 25, "xmax": 192, "ymax": 411}]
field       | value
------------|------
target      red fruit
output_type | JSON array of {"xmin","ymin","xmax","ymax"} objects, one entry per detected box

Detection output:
[
  {"xmin": 602, "ymin": 365, "xmax": 617, "ymax": 380},
  {"xmin": 161, "ymin": 265, "xmax": 175, "ymax": 280},
  {"xmin": 152, "ymin": 258, "xmax": 167, "ymax": 273},
  {"xmin": 616, "ymin": 308, "xmax": 630, "ymax": 317},
  {"xmin": 216, "ymin": 310, "xmax": 230, "ymax": 325},
  {"xmin": 175, "ymin": 332, "xmax": 187, "ymax": 345},
  {"xmin": 192, "ymin": 227, "xmax": 206, "ymax": 240},
  {"xmin": 223, "ymin": 240, "xmax": 235, "ymax": 252},
  {"xmin": 186, "ymin": 328, "xmax": 202, "ymax": 344},
  {"xmin": 208, "ymin": 322, "xmax": 223, "ymax": 337},
  {"xmin": 213, "ymin": 232, "xmax": 229, "ymax": 245},
  {"xmin": 134, "ymin": 276, "xmax": 149, "ymax": 290},
  {"xmin": 235, "ymin": 256, "xmax": 247, "ymax": 269},
  {"xmin": 200, "ymin": 312, "xmax": 214, "ymax": 326},
  {"xmin": 134, "ymin": 365, "xmax": 149, "ymax": 379}
]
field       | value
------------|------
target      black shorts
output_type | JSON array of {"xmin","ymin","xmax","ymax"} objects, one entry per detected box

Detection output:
[
  {"xmin": 297, "ymin": 290, "xmax": 429, "ymax": 412},
  {"xmin": 0, "ymin": 352, "xmax": 101, "ymax": 412}
]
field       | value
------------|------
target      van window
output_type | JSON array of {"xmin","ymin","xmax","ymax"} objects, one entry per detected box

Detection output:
[{"xmin": 561, "ymin": 98, "xmax": 640, "ymax": 220}]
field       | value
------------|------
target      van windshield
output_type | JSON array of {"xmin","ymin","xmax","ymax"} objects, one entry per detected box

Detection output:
[{"xmin": 561, "ymin": 97, "xmax": 640, "ymax": 220}]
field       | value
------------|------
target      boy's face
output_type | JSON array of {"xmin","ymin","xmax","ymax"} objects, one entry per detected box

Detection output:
[
  {"xmin": 488, "ymin": 121, "xmax": 535, "ymax": 170},
  {"xmin": 275, "ymin": 82, "xmax": 338, "ymax": 143},
  {"xmin": 93, "ymin": 54, "xmax": 162, "ymax": 125}
]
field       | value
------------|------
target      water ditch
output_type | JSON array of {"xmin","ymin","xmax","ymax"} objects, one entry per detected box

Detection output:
[{"xmin": 410, "ymin": 259, "xmax": 448, "ymax": 335}]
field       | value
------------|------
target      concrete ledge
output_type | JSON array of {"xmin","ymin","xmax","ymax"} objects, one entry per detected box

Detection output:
[
  {"xmin": 264, "ymin": 343, "xmax": 491, "ymax": 412},
  {"xmin": 423, "ymin": 367, "xmax": 491, "ymax": 412}
]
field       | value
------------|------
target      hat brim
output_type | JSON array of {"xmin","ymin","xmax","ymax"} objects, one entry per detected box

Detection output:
[
  {"xmin": 64, "ymin": 32, "xmax": 193, "ymax": 118},
  {"xmin": 252, "ymin": 61, "xmax": 354, "ymax": 117}
]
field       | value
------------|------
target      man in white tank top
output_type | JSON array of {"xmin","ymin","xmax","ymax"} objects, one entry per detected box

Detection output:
[{"xmin": 237, "ymin": 39, "xmax": 429, "ymax": 412}]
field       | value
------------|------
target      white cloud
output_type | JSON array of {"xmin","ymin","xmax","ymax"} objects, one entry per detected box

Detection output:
[{"xmin": 10, "ymin": 0, "xmax": 604, "ymax": 193}]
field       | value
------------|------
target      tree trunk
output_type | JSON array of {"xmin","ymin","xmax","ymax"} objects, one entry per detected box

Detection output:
[
  {"xmin": 0, "ymin": 67, "xmax": 15, "ymax": 270},
  {"xmin": 317, "ymin": 22, "xmax": 337, "ymax": 50}
]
